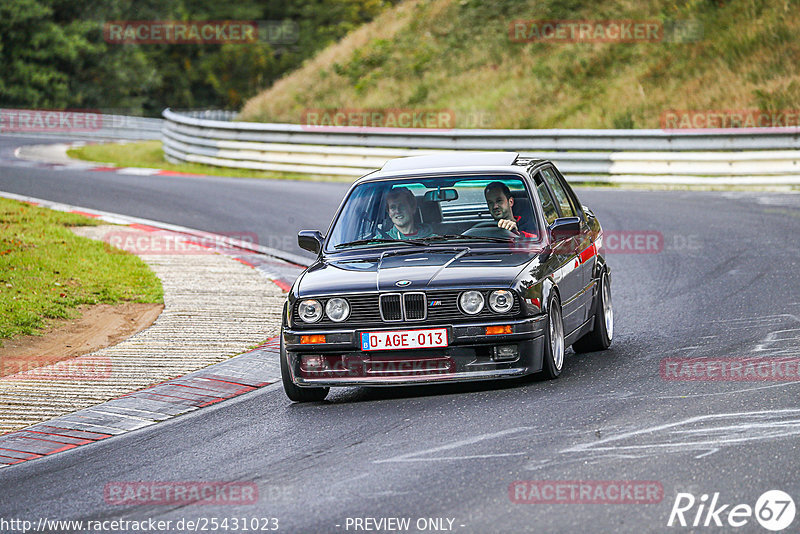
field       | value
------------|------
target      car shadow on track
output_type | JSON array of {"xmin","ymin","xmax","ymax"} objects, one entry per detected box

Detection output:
[
  {"xmin": 314, "ymin": 362, "xmax": 579, "ymax": 405},
  {"xmin": 280, "ymin": 344, "xmax": 634, "ymax": 407},
  {"xmin": 324, "ymin": 380, "xmax": 531, "ymax": 404}
]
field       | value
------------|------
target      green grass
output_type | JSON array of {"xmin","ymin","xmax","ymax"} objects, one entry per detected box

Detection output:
[
  {"xmin": 241, "ymin": 0, "xmax": 800, "ymax": 129},
  {"xmin": 0, "ymin": 198, "xmax": 164, "ymax": 343},
  {"xmin": 67, "ymin": 141, "xmax": 353, "ymax": 182}
]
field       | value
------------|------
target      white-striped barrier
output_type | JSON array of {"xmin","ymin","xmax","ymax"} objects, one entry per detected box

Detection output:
[{"xmin": 162, "ymin": 109, "xmax": 800, "ymax": 184}]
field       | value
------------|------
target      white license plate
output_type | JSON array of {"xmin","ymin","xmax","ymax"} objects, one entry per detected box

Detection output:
[{"xmin": 361, "ymin": 328, "xmax": 448, "ymax": 351}]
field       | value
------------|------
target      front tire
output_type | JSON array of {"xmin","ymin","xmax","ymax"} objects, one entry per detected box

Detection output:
[
  {"xmin": 540, "ymin": 294, "xmax": 565, "ymax": 379},
  {"xmin": 572, "ymin": 270, "xmax": 613, "ymax": 353},
  {"xmin": 280, "ymin": 334, "xmax": 329, "ymax": 402}
]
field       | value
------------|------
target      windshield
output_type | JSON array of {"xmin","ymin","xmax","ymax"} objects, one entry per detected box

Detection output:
[{"xmin": 327, "ymin": 175, "xmax": 540, "ymax": 251}]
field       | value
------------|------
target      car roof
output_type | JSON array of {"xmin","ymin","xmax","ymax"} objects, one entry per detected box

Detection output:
[
  {"xmin": 357, "ymin": 152, "xmax": 549, "ymax": 183},
  {"xmin": 382, "ymin": 151, "xmax": 518, "ymax": 171}
]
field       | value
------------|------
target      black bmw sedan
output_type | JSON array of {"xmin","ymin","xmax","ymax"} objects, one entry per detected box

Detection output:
[{"xmin": 280, "ymin": 152, "xmax": 612, "ymax": 401}]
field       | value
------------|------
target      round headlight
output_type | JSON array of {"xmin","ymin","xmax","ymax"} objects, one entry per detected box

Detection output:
[
  {"xmin": 325, "ymin": 297, "xmax": 350, "ymax": 322},
  {"xmin": 459, "ymin": 290, "xmax": 485, "ymax": 315},
  {"xmin": 298, "ymin": 299, "xmax": 323, "ymax": 323},
  {"xmin": 489, "ymin": 290, "xmax": 514, "ymax": 313}
]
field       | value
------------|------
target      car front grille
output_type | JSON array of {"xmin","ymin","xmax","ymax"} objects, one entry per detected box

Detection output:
[
  {"xmin": 293, "ymin": 290, "xmax": 520, "ymax": 328},
  {"xmin": 403, "ymin": 293, "xmax": 426, "ymax": 320},
  {"xmin": 379, "ymin": 294, "xmax": 402, "ymax": 321},
  {"xmin": 379, "ymin": 293, "xmax": 426, "ymax": 321}
]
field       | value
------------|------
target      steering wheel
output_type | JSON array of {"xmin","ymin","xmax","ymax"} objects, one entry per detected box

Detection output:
[
  {"xmin": 357, "ymin": 226, "xmax": 393, "ymax": 241},
  {"xmin": 463, "ymin": 221, "xmax": 518, "ymax": 239}
]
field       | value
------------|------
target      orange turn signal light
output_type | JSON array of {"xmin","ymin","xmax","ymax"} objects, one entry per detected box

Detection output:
[
  {"xmin": 300, "ymin": 335, "xmax": 327, "ymax": 344},
  {"xmin": 485, "ymin": 325, "xmax": 512, "ymax": 335}
]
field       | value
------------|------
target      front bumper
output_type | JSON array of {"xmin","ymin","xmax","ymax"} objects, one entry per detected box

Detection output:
[{"xmin": 283, "ymin": 315, "xmax": 547, "ymax": 387}]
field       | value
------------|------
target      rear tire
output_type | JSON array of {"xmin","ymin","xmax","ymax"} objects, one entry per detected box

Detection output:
[
  {"xmin": 280, "ymin": 334, "xmax": 329, "ymax": 402},
  {"xmin": 572, "ymin": 270, "xmax": 613, "ymax": 353},
  {"xmin": 540, "ymin": 294, "xmax": 565, "ymax": 379}
]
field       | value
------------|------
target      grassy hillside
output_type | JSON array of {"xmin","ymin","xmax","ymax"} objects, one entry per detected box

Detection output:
[{"xmin": 241, "ymin": 0, "xmax": 800, "ymax": 129}]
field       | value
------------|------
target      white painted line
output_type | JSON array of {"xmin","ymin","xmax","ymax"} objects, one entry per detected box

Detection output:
[
  {"xmin": 656, "ymin": 381, "xmax": 800, "ymax": 400},
  {"xmin": 562, "ymin": 408, "xmax": 800, "ymax": 454},
  {"xmin": 694, "ymin": 448, "xmax": 719, "ymax": 459},
  {"xmin": 374, "ymin": 427, "xmax": 534, "ymax": 464},
  {"xmin": 117, "ymin": 167, "xmax": 161, "ymax": 176}
]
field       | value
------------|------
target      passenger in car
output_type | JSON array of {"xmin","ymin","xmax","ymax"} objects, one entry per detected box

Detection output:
[
  {"xmin": 385, "ymin": 187, "xmax": 434, "ymax": 239},
  {"xmin": 483, "ymin": 182, "xmax": 537, "ymax": 238}
]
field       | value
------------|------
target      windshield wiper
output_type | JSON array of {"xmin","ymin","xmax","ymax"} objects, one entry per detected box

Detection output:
[
  {"xmin": 417, "ymin": 234, "xmax": 516, "ymax": 244},
  {"xmin": 334, "ymin": 237, "xmax": 427, "ymax": 249},
  {"xmin": 335, "ymin": 234, "xmax": 518, "ymax": 249}
]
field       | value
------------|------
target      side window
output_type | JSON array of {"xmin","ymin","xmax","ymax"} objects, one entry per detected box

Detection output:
[
  {"xmin": 541, "ymin": 168, "xmax": 576, "ymax": 218},
  {"xmin": 552, "ymin": 166, "xmax": 585, "ymax": 220},
  {"xmin": 534, "ymin": 173, "xmax": 559, "ymax": 225}
]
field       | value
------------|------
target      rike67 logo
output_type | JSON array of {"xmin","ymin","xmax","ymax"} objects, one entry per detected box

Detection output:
[{"xmin": 668, "ymin": 490, "xmax": 795, "ymax": 531}]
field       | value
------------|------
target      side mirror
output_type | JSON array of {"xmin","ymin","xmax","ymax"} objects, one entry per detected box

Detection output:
[
  {"xmin": 549, "ymin": 217, "xmax": 580, "ymax": 242},
  {"xmin": 298, "ymin": 230, "xmax": 324, "ymax": 254}
]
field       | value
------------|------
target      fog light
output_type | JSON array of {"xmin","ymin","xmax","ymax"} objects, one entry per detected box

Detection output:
[
  {"xmin": 492, "ymin": 344, "xmax": 519, "ymax": 361},
  {"xmin": 301, "ymin": 354, "xmax": 328, "ymax": 370},
  {"xmin": 300, "ymin": 335, "xmax": 326, "ymax": 344},
  {"xmin": 485, "ymin": 325, "xmax": 512, "ymax": 335}
]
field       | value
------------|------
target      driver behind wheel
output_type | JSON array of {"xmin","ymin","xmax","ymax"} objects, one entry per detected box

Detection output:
[
  {"xmin": 385, "ymin": 187, "xmax": 434, "ymax": 240},
  {"xmin": 483, "ymin": 181, "xmax": 536, "ymax": 238}
]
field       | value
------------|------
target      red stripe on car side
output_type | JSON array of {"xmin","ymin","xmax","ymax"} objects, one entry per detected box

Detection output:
[{"xmin": 579, "ymin": 243, "xmax": 597, "ymax": 264}]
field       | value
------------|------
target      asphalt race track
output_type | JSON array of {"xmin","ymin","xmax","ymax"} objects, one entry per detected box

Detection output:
[
  {"xmin": 0, "ymin": 136, "xmax": 346, "ymax": 261},
  {"xmin": 2, "ymin": 135, "xmax": 800, "ymax": 533}
]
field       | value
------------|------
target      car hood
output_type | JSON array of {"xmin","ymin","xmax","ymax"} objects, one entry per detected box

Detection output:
[{"xmin": 296, "ymin": 247, "xmax": 538, "ymax": 296}]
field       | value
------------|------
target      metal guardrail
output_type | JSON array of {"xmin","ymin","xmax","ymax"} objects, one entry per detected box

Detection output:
[
  {"xmin": 170, "ymin": 109, "xmax": 238, "ymax": 122},
  {"xmin": 97, "ymin": 115, "xmax": 164, "ymax": 140},
  {"xmin": 56, "ymin": 115, "xmax": 164, "ymax": 141},
  {"xmin": 162, "ymin": 108, "xmax": 800, "ymax": 184},
  {"xmin": 0, "ymin": 112, "xmax": 163, "ymax": 141}
]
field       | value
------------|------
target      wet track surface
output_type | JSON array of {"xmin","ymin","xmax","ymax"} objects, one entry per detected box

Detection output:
[{"xmin": 1, "ymin": 135, "xmax": 800, "ymax": 532}]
